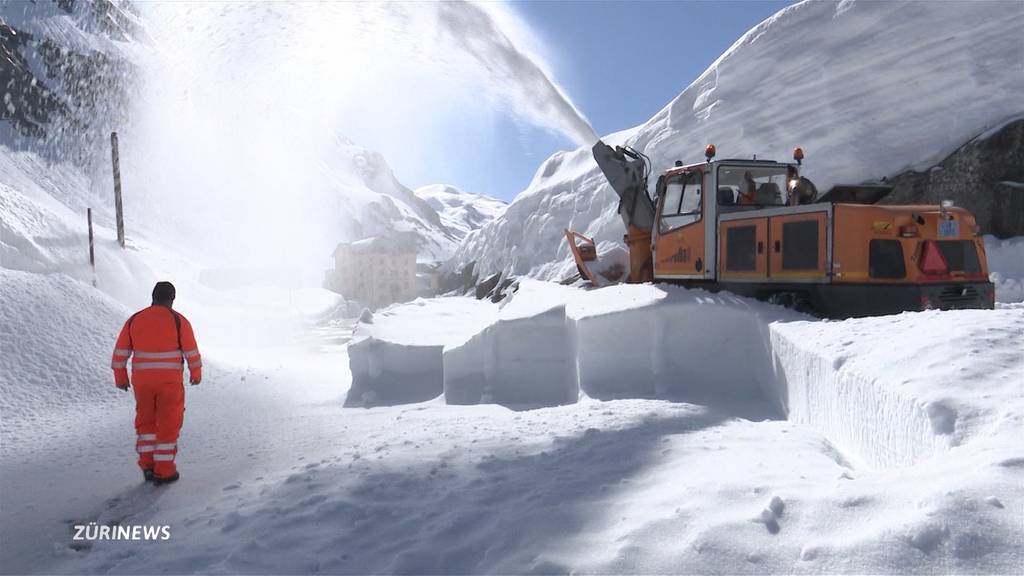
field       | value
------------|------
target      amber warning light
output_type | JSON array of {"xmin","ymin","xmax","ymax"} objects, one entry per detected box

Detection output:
[
  {"xmin": 705, "ymin": 144, "xmax": 716, "ymax": 162},
  {"xmin": 793, "ymin": 147, "xmax": 804, "ymax": 165}
]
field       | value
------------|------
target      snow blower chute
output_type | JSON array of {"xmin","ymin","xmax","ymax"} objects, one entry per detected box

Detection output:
[{"xmin": 565, "ymin": 141, "xmax": 656, "ymax": 284}]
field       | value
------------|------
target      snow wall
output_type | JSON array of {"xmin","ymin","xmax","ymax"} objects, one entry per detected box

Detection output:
[{"xmin": 349, "ymin": 282, "xmax": 1023, "ymax": 469}]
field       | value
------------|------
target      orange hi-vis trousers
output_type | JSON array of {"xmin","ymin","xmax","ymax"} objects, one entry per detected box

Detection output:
[{"xmin": 133, "ymin": 380, "xmax": 185, "ymax": 477}]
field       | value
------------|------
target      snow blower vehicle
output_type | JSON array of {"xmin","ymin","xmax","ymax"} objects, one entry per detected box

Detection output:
[{"xmin": 565, "ymin": 141, "xmax": 995, "ymax": 318}]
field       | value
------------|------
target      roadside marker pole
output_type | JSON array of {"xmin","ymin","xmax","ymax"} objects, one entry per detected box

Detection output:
[
  {"xmin": 111, "ymin": 131, "xmax": 125, "ymax": 248},
  {"xmin": 87, "ymin": 207, "xmax": 96, "ymax": 287}
]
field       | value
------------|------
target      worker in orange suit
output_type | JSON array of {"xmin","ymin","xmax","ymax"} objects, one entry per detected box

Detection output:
[{"xmin": 111, "ymin": 282, "xmax": 202, "ymax": 485}]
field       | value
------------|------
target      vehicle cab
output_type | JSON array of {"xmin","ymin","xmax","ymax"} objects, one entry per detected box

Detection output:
[{"xmin": 652, "ymin": 145, "xmax": 810, "ymax": 281}]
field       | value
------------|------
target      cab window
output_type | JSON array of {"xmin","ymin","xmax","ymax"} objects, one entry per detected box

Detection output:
[
  {"xmin": 660, "ymin": 172, "xmax": 701, "ymax": 232},
  {"xmin": 717, "ymin": 165, "xmax": 788, "ymax": 206}
]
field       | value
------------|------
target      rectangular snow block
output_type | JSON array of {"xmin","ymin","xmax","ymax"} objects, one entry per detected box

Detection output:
[
  {"xmin": 346, "ymin": 337, "xmax": 443, "ymax": 407},
  {"xmin": 443, "ymin": 333, "xmax": 486, "ymax": 405},
  {"xmin": 651, "ymin": 302, "xmax": 775, "ymax": 402},
  {"xmin": 442, "ymin": 304, "xmax": 579, "ymax": 408},
  {"xmin": 486, "ymin": 306, "xmax": 577, "ymax": 407},
  {"xmin": 574, "ymin": 308, "xmax": 657, "ymax": 399}
]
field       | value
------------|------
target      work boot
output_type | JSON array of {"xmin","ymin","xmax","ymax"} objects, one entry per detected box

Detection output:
[
  {"xmin": 143, "ymin": 469, "xmax": 155, "ymax": 482},
  {"xmin": 152, "ymin": 471, "xmax": 180, "ymax": 485}
]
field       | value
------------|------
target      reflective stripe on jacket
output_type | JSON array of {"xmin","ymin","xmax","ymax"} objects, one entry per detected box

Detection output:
[{"xmin": 112, "ymin": 305, "xmax": 202, "ymax": 386}]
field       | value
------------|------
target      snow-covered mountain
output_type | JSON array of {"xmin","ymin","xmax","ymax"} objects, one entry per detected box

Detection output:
[
  {"xmin": 415, "ymin": 184, "xmax": 507, "ymax": 241},
  {"xmin": 451, "ymin": 0, "xmax": 1024, "ymax": 282},
  {"xmin": 323, "ymin": 137, "xmax": 460, "ymax": 263}
]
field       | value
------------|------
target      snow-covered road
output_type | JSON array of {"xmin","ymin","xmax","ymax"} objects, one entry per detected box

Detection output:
[
  {"xmin": 1, "ymin": 290, "xmax": 354, "ymax": 574},
  {"xmin": 2, "ymin": 282, "xmax": 1022, "ymax": 574}
]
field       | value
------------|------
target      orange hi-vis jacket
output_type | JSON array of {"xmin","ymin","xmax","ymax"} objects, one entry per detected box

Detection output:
[{"xmin": 111, "ymin": 305, "xmax": 202, "ymax": 386}]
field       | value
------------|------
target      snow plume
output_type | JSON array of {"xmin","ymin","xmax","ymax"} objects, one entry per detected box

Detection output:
[
  {"xmin": 119, "ymin": 1, "xmax": 591, "ymax": 275},
  {"xmin": 429, "ymin": 1, "xmax": 598, "ymax": 146}
]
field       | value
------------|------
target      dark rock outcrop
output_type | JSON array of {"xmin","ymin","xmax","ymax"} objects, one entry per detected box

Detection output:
[
  {"xmin": 0, "ymin": 0, "xmax": 141, "ymax": 169},
  {"xmin": 884, "ymin": 118, "xmax": 1024, "ymax": 238}
]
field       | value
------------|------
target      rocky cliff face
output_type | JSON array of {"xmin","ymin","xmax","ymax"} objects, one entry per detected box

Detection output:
[
  {"xmin": 0, "ymin": 0, "xmax": 141, "ymax": 169},
  {"xmin": 884, "ymin": 118, "xmax": 1024, "ymax": 238}
]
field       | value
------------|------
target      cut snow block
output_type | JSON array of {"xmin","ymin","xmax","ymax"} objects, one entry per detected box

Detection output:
[
  {"xmin": 653, "ymin": 300, "xmax": 777, "ymax": 402},
  {"xmin": 443, "ymin": 304, "xmax": 578, "ymax": 408},
  {"xmin": 443, "ymin": 332, "xmax": 486, "ymax": 405},
  {"xmin": 574, "ymin": 307, "xmax": 658, "ymax": 399},
  {"xmin": 346, "ymin": 337, "xmax": 443, "ymax": 407},
  {"xmin": 574, "ymin": 292, "xmax": 778, "ymax": 403},
  {"xmin": 487, "ymin": 305, "xmax": 578, "ymax": 407}
]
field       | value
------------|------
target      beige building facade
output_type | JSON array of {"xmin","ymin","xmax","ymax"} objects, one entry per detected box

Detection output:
[{"xmin": 325, "ymin": 236, "xmax": 417, "ymax": 309}]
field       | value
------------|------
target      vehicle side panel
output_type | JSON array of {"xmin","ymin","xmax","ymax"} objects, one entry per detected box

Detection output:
[
  {"xmin": 718, "ymin": 218, "xmax": 768, "ymax": 280},
  {"xmin": 768, "ymin": 211, "xmax": 829, "ymax": 282},
  {"xmin": 832, "ymin": 204, "xmax": 988, "ymax": 284}
]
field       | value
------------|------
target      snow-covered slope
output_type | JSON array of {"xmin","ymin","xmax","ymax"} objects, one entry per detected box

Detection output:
[
  {"xmin": 452, "ymin": 0, "xmax": 1024, "ymax": 281},
  {"xmin": 415, "ymin": 184, "xmax": 507, "ymax": 241}
]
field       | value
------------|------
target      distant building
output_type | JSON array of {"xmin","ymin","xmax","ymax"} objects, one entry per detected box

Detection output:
[
  {"xmin": 325, "ymin": 236, "xmax": 417, "ymax": 308},
  {"xmin": 416, "ymin": 261, "xmax": 441, "ymax": 297}
]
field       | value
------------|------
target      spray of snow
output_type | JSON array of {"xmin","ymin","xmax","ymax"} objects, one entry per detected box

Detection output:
[
  {"xmin": 984, "ymin": 235, "xmax": 1024, "ymax": 303},
  {"xmin": 121, "ymin": 1, "xmax": 593, "ymax": 275},
  {"xmin": 430, "ymin": 1, "xmax": 597, "ymax": 146}
]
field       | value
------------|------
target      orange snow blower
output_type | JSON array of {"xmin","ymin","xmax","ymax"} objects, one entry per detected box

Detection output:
[{"xmin": 566, "ymin": 141, "xmax": 994, "ymax": 318}]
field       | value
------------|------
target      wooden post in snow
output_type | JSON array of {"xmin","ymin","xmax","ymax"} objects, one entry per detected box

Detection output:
[
  {"xmin": 110, "ymin": 131, "xmax": 125, "ymax": 248},
  {"xmin": 87, "ymin": 207, "xmax": 96, "ymax": 287}
]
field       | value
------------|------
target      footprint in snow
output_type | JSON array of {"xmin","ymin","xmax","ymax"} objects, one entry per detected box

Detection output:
[
  {"xmin": 755, "ymin": 496, "xmax": 785, "ymax": 534},
  {"xmin": 759, "ymin": 509, "xmax": 780, "ymax": 534}
]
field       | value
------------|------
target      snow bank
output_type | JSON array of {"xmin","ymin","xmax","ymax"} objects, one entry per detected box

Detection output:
[
  {"xmin": 346, "ymin": 298, "xmax": 498, "ymax": 406},
  {"xmin": 985, "ymin": 235, "xmax": 1024, "ymax": 303},
  {"xmin": 453, "ymin": 0, "xmax": 1024, "ymax": 280},
  {"xmin": 440, "ymin": 281, "xmax": 797, "ymax": 409},
  {"xmin": 355, "ymin": 281, "xmax": 1023, "ymax": 474},
  {"xmin": 771, "ymin": 307, "xmax": 1024, "ymax": 468},
  {"xmin": 0, "ymin": 270, "xmax": 129, "ymax": 447},
  {"xmin": 371, "ymin": 280, "xmax": 797, "ymax": 409}
]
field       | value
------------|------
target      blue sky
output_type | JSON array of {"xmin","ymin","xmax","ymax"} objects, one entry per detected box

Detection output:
[{"xmin": 394, "ymin": 1, "xmax": 793, "ymax": 202}]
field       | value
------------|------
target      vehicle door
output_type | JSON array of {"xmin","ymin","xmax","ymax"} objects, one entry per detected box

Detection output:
[{"xmin": 654, "ymin": 170, "xmax": 706, "ymax": 278}]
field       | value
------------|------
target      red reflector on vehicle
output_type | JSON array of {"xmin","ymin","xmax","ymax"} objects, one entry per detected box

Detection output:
[{"xmin": 919, "ymin": 241, "xmax": 948, "ymax": 275}]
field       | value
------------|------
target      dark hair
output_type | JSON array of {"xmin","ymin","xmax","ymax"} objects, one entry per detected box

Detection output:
[{"xmin": 152, "ymin": 281, "xmax": 176, "ymax": 305}]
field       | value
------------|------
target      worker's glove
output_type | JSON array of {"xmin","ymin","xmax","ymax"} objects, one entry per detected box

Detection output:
[{"xmin": 190, "ymin": 377, "xmax": 201, "ymax": 386}]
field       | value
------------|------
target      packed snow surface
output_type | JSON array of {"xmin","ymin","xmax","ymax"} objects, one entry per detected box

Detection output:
[
  {"xmin": 452, "ymin": 0, "xmax": 1024, "ymax": 281},
  {"xmin": 5, "ymin": 278, "xmax": 1018, "ymax": 574},
  {"xmin": 347, "ymin": 281, "xmax": 1023, "ymax": 572}
]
